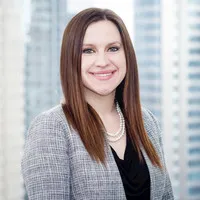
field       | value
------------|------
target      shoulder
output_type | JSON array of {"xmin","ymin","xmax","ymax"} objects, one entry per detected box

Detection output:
[
  {"xmin": 29, "ymin": 104, "xmax": 68, "ymax": 128},
  {"xmin": 142, "ymin": 107, "xmax": 161, "ymax": 129},
  {"xmin": 141, "ymin": 106, "xmax": 161, "ymax": 141},
  {"xmin": 26, "ymin": 104, "xmax": 70, "ymax": 140},
  {"xmin": 29, "ymin": 104, "xmax": 65, "ymax": 124}
]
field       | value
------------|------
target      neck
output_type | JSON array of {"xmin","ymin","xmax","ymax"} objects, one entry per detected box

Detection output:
[{"xmin": 85, "ymin": 92, "xmax": 116, "ymax": 118}]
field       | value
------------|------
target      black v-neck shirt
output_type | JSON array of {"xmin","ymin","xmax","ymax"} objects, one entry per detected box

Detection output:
[{"xmin": 110, "ymin": 133, "xmax": 150, "ymax": 200}]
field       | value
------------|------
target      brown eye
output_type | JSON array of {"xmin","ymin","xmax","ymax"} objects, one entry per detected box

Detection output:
[
  {"xmin": 108, "ymin": 46, "xmax": 120, "ymax": 52},
  {"xmin": 82, "ymin": 48, "xmax": 95, "ymax": 54}
]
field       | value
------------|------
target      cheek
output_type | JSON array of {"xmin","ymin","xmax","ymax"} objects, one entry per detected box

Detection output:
[
  {"xmin": 111, "ymin": 56, "xmax": 126, "ymax": 71},
  {"xmin": 118, "ymin": 57, "xmax": 127, "ymax": 78},
  {"xmin": 120, "ymin": 56, "xmax": 127, "ymax": 73},
  {"xmin": 81, "ymin": 56, "xmax": 94, "ymax": 72}
]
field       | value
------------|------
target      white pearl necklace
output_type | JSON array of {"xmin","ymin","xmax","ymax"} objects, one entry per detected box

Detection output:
[{"xmin": 105, "ymin": 103, "xmax": 125, "ymax": 142}]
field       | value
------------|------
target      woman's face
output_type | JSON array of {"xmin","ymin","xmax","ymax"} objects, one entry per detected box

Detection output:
[{"xmin": 81, "ymin": 20, "xmax": 126, "ymax": 99}]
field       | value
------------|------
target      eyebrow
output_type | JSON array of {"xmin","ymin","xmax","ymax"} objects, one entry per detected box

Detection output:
[{"xmin": 82, "ymin": 41, "xmax": 122, "ymax": 47}]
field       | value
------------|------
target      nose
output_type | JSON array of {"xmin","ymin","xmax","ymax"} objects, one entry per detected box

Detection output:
[{"xmin": 95, "ymin": 52, "xmax": 109, "ymax": 67}]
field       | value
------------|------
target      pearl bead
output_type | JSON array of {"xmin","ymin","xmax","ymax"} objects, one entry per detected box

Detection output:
[{"xmin": 105, "ymin": 103, "xmax": 125, "ymax": 142}]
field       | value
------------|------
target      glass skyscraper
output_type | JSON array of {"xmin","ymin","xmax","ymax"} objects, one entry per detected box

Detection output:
[
  {"xmin": 134, "ymin": 0, "xmax": 162, "ymax": 119},
  {"xmin": 133, "ymin": 0, "xmax": 200, "ymax": 199},
  {"xmin": 184, "ymin": 0, "xmax": 200, "ymax": 198},
  {"xmin": 25, "ymin": 0, "xmax": 69, "ymax": 130}
]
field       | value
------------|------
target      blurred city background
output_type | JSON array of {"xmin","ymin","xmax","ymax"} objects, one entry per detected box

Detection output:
[{"xmin": 0, "ymin": 0, "xmax": 200, "ymax": 199}]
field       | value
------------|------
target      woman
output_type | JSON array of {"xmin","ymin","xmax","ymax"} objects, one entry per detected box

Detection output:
[{"xmin": 21, "ymin": 8, "xmax": 174, "ymax": 200}]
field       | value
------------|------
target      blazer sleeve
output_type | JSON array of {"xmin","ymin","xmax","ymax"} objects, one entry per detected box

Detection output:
[
  {"xmin": 21, "ymin": 112, "xmax": 70, "ymax": 200},
  {"xmin": 146, "ymin": 109, "xmax": 174, "ymax": 200},
  {"xmin": 159, "ymin": 134, "xmax": 174, "ymax": 200}
]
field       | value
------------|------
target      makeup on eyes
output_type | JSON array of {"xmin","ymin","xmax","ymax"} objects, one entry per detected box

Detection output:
[{"xmin": 82, "ymin": 42, "xmax": 122, "ymax": 54}]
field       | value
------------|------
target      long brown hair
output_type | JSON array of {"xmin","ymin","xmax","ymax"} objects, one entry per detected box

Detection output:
[{"xmin": 60, "ymin": 8, "xmax": 162, "ymax": 168}]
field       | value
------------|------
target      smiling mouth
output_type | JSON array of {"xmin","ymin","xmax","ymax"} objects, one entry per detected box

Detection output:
[
  {"xmin": 90, "ymin": 70, "xmax": 117, "ymax": 80},
  {"xmin": 93, "ymin": 72, "xmax": 112, "ymax": 77}
]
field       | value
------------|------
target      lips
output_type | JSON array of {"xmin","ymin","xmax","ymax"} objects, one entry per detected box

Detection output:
[
  {"xmin": 93, "ymin": 73, "xmax": 112, "ymax": 77},
  {"xmin": 89, "ymin": 70, "xmax": 117, "ymax": 80},
  {"xmin": 91, "ymin": 70, "xmax": 116, "ymax": 75}
]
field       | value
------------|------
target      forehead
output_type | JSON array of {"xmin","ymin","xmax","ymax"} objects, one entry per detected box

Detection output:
[{"xmin": 83, "ymin": 20, "xmax": 122, "ymax": 44}]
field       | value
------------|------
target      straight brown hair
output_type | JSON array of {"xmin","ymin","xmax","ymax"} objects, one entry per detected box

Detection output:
[{"xmin": 60, "ymin": 8, "xmax": 162, "ymax": 168}]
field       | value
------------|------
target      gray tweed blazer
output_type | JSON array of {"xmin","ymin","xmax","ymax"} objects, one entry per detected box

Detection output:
[{"xmin": 21, "ymin": 104, "xmax": 174, "ymax": 200}]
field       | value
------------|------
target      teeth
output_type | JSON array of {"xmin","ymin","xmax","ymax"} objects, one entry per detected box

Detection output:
[{"xmin": 94, "ymin": 73, "xmax": 112, "ymax": 77}]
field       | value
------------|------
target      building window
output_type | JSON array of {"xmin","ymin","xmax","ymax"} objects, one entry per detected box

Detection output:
[
  {"xmin": 140, "ymin": 85, "xmax": 161, "ymax": 92},
  {"xmin": 189, "ymin": 186, "xmax": 200, "ymax": 195},
  {"xmin": 188, "ymin": 86, "xmax": 200, "ymax": 92},
  {"xmin": 138, "ymin": 60, "xmax": 160, "ymax": 67},
  {"xmin": 137, "ymin": 48, "xmax": 161, "ymax": 56},
  {"xmin": 188, "ymin": 11, "xmax": 200, "ymax": 17},
  {"xmin": 189, "ymin": 49, "xmax": 200, "ymax": 55},
  {"xmin": 189, "ymin": 36, "xmax": 200, "ymax": 42},
  {"xmin": 136, "ymin": 35, "xmax": 160, "ymax": 42},
  {"xmin": 188, "ymin": 73, "xmax": 200, "ymax": 79},
  {"xmin": 136, "ymin": 11, "xmax": 160, "ymax": 18},
  {"xmin": 136, "ymin": 0, "xmax": 160, "ymax": 4},
  {"xmin": 189, "ymin": 147, "xmax": 200, "ymax": 154},
  {"xmin": 140, "ymin": 73, "xmax": 161, "ymax": 80},
  {"xmin": 188, "ymin": 160, "xmax": 200, "ymax": 167},
  {"xmin": 190, "ymin": 24, "xmax": 200, "ymax": 30},
  {"xmin": 188, "ymin": 111, "xmax": 200, "ymax": 117},
  {"xmin": 135, "ymin": 23, "xmax": 160, "ymax": 31},
  {"xmin": 188, "ymin": 123, "xmax": 200, "ymax": 129},
  {"xmin": 188, "ymin": 0, "xmax": 200, "ymax": 4},
  {"xmin": 189, "ymin": 135, "xmax": 200, "ymax": 142},
  {"xmin": 188, "ymin": 98, "xmax": 200, "ymax": 105}
]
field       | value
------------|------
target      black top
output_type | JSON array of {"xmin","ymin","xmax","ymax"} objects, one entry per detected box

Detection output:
[{"xmin": 110, "ymin": 133, "xmax": 150, "ymax": 200}]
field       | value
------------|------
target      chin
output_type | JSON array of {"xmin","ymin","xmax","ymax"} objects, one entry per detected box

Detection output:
[
  {"xmin": 97, "ymin": 91, "xmax": 113, "ymax": 96},
  {"xmin": 85, "ymin": 86, "xmax": 115, "ymax": 97},
  {"xmin": 95, "ymin": 87, "xmax": 117, "ymax": 95}
]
